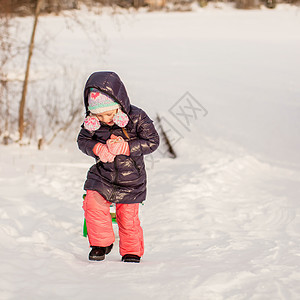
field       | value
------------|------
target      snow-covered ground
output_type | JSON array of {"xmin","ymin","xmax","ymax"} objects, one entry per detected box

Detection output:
[{"xmin": 1, "ymin": 4, "xmax": 300, "ymax": 299}]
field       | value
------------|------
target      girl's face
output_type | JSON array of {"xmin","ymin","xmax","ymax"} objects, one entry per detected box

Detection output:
[{"xmin": 93, "ymin": 109, "xmax": 117, "ymax": 126}]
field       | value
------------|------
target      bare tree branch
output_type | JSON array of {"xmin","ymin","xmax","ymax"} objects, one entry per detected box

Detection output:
[{"xmin": 18, "ymin": 0, "xmax": 42, "ymax": 142}]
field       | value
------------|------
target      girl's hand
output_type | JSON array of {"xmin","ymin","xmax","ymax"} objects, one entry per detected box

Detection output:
[
  {"xmin": 107, "ymin": 134, "xmax": 130, "ymax": 156},
  {"xmin": 93, "ymin": 143, "xmax": 116, "ymax": 163}
]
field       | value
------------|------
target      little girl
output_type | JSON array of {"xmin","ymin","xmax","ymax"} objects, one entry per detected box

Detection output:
[{"xmin": 77, "ymin": 71, "xmax": 159, "ymax": 263}]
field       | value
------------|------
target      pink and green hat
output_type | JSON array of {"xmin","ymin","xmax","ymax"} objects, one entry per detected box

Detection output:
[
  {"xmin": 84, "ymin": 88, "xmax": 129, "ymax": 131},
  {"xmin": 88, "ymin": 88, "xmax": 119, "ymax": 114}
]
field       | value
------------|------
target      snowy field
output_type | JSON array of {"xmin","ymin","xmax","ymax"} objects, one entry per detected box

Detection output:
[{"xmin": 1, "ymin": 3, "xmax": 300, "ymax": 299}]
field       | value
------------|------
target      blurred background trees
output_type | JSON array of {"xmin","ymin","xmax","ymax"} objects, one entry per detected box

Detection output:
[
  {"xmin": 1, "ymin": 0, "xmax": 299, "ymax": 13},
  {"xmin": 0, "ymin": 0, "xmax": 299, "ymax": 146}
]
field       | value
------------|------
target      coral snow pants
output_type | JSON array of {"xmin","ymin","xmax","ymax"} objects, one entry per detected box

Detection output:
[{"xmin": 83, "ymin": 190, "xmax": 144, "ymax": 257}]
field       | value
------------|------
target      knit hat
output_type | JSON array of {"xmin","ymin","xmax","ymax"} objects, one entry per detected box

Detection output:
[
  {"xmin": 84, "ymin": 88, "xmax": 129, "ymax": 132},
  {"xmin": 88, "ymin": 88, "xmax": 119, "ymax": 114}
]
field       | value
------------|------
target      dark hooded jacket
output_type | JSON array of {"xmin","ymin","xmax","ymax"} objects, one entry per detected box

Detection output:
[{"xmin": 77, "ymin": 72, "xmax": 159, "ymax": 204}]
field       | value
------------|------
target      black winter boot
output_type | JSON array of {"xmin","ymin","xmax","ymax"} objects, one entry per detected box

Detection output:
[
  {"xmin": 105, "ymin": 243, "xmax": 113, "ymax": 255},
  {"xmin": 122, "ymin": 254, "xmax": 140, "ymax": 263},
  {"xmin": 89, "ymin": 247, "xmax": 106, "ymax": 261},
  {"xmin": 89, "ymin": 244, "xmax": 113, "ymax": 261}
]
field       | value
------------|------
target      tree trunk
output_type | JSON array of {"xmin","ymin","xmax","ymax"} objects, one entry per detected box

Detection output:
[{"xmin": 18, "ymin": 0, "xmax": 42, "ymax": 142}]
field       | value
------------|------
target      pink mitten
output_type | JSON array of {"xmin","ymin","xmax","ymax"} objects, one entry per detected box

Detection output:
[
  {"xmin": 93, "ymin": 143, "xmax": 115, "ymax": 163},
  {"xmin": 84, "ymin": 115, "xmax": 100, "ymax": 132},
  {"xmin": 107, "ymin": 134, "xmax": 130, "ymax": 156}
]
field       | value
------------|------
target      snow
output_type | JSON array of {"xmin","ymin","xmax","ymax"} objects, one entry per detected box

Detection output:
[{"xmin": 1, "ymin": 4, "xmax": 300, "ymax": 299}]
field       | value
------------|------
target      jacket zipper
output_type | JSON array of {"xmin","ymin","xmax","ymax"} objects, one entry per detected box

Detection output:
[
  {"xmin": 110, "ymin": 158, "xmax": 119, "ymax": 202},
  {"xmin": 102, "ymin": 127, "xmax": 130, "ymax": 202}
]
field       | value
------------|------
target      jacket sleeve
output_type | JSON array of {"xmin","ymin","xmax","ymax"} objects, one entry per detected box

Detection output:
[
  {"xmin": 128, "ymin": 110, "xmax": 160, "ymax": 156},
  {"xmin": 77, "ymin": 127, "xmax": 99, "ymax": 158}
]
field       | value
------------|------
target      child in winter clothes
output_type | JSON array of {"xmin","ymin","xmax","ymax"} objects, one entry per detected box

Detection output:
[{"xmin": 77, "ymin": 71, "xmax": 159, "ymax": 263}]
